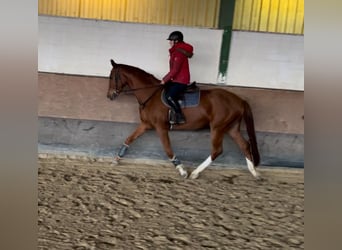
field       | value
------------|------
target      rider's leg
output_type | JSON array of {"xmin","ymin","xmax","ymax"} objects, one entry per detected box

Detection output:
[
  {"xmin": 167, "ymin": 96, "xmax": 185, "ymax": 124},
  {"xmin": 165, "ymin": 83, "xmax": 187, "ymax": 124}
]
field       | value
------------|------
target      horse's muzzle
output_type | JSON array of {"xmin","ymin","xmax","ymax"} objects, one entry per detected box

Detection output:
[{"xmin": 107, "ymin": 91, "xmax": 118, "ymax": 101}]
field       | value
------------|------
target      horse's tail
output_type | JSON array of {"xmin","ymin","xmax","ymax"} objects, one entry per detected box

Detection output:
[{"xmin": 243, "ymin": 101, "xmax": 260, "ymax": 166}]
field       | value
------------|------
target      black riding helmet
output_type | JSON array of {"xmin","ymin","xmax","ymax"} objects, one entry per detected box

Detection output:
[{"xmin": 167, "ymin": 31, "xmax": 183, "ymax": 42}]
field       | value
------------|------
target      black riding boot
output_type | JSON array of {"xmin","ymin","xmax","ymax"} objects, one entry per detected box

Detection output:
[{"xmin": 167, "ymin": 97, "xmax": 186, "ymax": 124}]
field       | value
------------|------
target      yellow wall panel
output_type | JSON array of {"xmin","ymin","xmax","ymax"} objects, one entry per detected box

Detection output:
[
  {"xmin": 60, "ymin": 0, "xmax": 80, "ymax": 17},
  {"xmin": 233, "ymin": 0, "xmax": 243, "ymax": 29},
  {"xmin": 101, "ymin": 0, "xmax": 125, "ymax": 21},
  {"xmin": 38, "ymin": 0, "xmax": 49, "ymax": 14},
  {"xmin": 169, "ymin": 0, "xmax": 187, "ymax": 26},
  {"xmin": 276, "ymin": 0, "xmax": 288, "ymax": 33},
  {"xmin": 240, "ymin": 0, "xmax": 252, "ymax": 30},
  {"xmin": 154, "ymin": 0, "xmax": 173, "ymax": 25},
  {"xmin": 206, "ymin": 0, "xmax": 220, "ymax": 28},
  {"xmin": 188, "ymin": 0, "xmax": 217, "ymax": 27},
  {"xmin": 267, "ymin": 0, "xmax": 280, "ymax": 33},
  {"xmin": 39, "ymin": 0, "xmax": 58, "ymax": 16},
  {"xmin": 125, "ymin": 0, "xmax": 140, "ymax": 23},
  {"xmin": 38, "ymin": 0, "xmax": 218, "ymax": 28},
  {"xmin": 250, "ymin": 0, "xmax": 262, "ymax": 30},
  {"xmin": 294, "ymin": 0, "xmax": 304, "ymax": 34},
  {"xmin": 232, "ymin": 0, "xmax": 304, "ymax": 35},
  {"xmin": 258, "ymin": 0, "xmax": 271, "ymax": 32},
  {"xmin": 38, "ymin": 0, "xmax": 80, "ymax": 17},
  {"xmin": 38, "ymin": 0, "xmax": 303, "ymax": 34},
  {"xmin": 125, "ymin": 0, "xmax": 158, "ymax": 24},
  {"xmin": 167, "ymin": 0, "xmax": 219, "ymax": 27},
  {"xmin": 79, "ymin": 0, "xmax": 103, "ymax": 19},
  {"xmin": 285, "ymin": 0, "xmax": 298, "ymax": 33}
]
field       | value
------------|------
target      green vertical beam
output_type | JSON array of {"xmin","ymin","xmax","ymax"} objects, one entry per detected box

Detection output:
[{"xmin": 218, "ymin": 0, "xmax": 236, "ymax": 82}]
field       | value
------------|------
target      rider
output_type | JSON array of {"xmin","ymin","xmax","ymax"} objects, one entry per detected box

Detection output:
[{"xmin": 161, "ymin": 31, "xmax": 194, "ymax": 125}]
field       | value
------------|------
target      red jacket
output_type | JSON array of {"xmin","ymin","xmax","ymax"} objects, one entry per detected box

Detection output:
[{"xmin": 162, "ymin": 41, "xmax": 193, "ymax": 84}]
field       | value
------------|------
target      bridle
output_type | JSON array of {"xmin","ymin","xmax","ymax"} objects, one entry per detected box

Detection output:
[{"xmin": 112, "ymin": 68, "xmax": 163, "ymax": 109}]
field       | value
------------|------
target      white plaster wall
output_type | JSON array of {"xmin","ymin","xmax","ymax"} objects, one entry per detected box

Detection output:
[
  {"xmin": 38, "ymin": 16, "xmax": 222, "ymax": 83},
  {"xmin": 38, "ymin": 16, "xmax": 304, "ymax": 90},
  {"xmin": 227, "ymin": 31, "xmax": 304, "ymax": 90}
]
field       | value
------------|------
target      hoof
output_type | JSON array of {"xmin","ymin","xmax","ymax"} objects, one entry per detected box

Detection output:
[
  {"xmin": 189, "ymin": 171, "xmax": 199, "ymax": 179},
  {"xmin": 180, "ymin": 171, "xmax": 188, "ymax": 179},
  {"xmin": 254, "ymin": 173, "xmax": 264, "ymax": 181},
  {"xmin": 111, "ymin": 156, "xmax": 121, "ymax": 166},
  {"xmin": 176, "ymin": 165, "xmax": 188, "ymax": 179},
  {"xmin": 253, "ymin": 172, "xmax": 261, "ymax": 180}
]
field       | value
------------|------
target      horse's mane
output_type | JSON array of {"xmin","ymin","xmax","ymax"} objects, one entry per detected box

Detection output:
[{"xmin": 120, "ymin": 64, "xmax": 160, "ymax": 84}]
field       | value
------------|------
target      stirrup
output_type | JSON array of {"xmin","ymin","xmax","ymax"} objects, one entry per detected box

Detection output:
[
  {"xmin": 168, "ymin": 110, "xmax": 177, "ymax": 124},
  {"xmin": 168, "ymin": 110, "xmax": 185, "ymax": 125}
]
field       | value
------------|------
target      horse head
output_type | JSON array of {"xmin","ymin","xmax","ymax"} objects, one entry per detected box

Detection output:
[{"xmin": 107, "ymin": 59, "xmax": 127, "ymax": 100}]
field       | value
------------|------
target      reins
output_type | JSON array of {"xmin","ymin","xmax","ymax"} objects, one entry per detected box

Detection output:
[
  {"xmin": 121, "ymin": 85, "xmax": 162, "ymax": 94},
  {"xmin": 138, "ymin": 85, "xmax": 163, "ymax": 109},
  {"xmin": 120, "ymin": 84, "xmax": 163, "ymax": 109},
  {"xmin": 114, "ymin": 67, "xmax": 163, "ymax": 109}
]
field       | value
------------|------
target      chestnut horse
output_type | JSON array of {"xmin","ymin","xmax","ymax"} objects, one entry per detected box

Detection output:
[{"xmin": 107, "ymin": 59, "xmax": 260, "ymax": 179}]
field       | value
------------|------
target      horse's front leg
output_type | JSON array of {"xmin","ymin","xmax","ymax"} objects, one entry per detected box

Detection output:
[
  {"xmin": 112, "ymin": 123, "xmax": 149, "ymax": 164},
  {"xmin": 155, "ymin": 127, "xmax": 188, "ymax": 178}
]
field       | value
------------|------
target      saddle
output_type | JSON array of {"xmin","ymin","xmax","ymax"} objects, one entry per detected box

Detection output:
[
  {"xmin": 185, "ymin": 81, "xmax": 198, "ymax": 93},
  {"xmin": 161, "ymin": 82, "xmax": 200, "ymax": 109}
]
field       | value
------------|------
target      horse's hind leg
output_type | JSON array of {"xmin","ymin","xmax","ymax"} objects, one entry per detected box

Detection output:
[
  {"xmin": 228, "ymin": 125, "xmax": 260, "ymax": 179},
  {"xmin": 112, "ymin": 123, "xmax": 149, "ymax": 164},
  {"xmin": 189, "ymin": 128, "xmax": 224, "ymax": 179}
]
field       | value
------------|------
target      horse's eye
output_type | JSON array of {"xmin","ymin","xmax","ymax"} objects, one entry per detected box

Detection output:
[{"xmin": 109, "ymin": 76, "xmax": 112, "ymax": 79}]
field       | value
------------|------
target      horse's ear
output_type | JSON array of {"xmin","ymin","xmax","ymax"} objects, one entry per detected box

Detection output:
[{"xmin": 110, "ymin": 59, "xmax": 117, "ymax": 67}]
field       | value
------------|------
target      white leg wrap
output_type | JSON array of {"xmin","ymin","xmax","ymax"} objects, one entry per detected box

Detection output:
[
  {"xmin": 196, "ymin": 156, "xmax": 212, "ymax": 173},
  {"xmin": 176, "ymin": 164, "xmax": 188, "ymax": 178},
  {"xmin": 246, "ymin": 158, "xmax": 260, "ymax": 178},
  {"xmin": 190, "ymin": 156, "xmax": 212, "ymax": 179}
]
